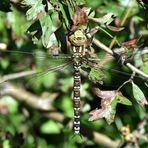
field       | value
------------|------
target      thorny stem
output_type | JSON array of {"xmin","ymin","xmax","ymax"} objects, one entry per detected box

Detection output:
[
  {"xmin": 117, "ymin": 72, "xmax": 136, "ymax": 91},
  {"xmin": 86, "ymin": 33, "xmax": 148, "ymax": 79}
]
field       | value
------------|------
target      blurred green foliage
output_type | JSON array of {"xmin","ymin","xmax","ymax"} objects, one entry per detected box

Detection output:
[{"xmin": 0, "ymin": 0, "xmax": 148, "ymax": 147}]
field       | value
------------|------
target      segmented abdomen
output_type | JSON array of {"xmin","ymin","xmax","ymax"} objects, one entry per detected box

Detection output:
[{"xmin": 73, "ymin": 61, "xmax": 81, "ymax": 134}]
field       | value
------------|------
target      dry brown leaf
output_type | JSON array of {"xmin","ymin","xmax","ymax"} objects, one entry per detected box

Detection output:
[
  {"xmin": 71, "ymin": 6, "xmax": 88, "ymax": 31},
  {"xmin": 107, "ymin": 25, "xmax": 124, "ymax": 32}
]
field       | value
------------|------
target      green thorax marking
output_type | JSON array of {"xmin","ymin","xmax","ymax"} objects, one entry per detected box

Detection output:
[
  {"xmin": 69, "ymin": 30, "xmax": 87, "ymax": 46},
  {"xmin": 69, "ymin": 30, "xmax": 87, "ymax": 58}
]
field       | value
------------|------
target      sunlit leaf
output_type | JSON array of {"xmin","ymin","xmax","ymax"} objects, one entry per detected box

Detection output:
[
  {"xmin": 0, "ymin": 58, "xmax": 9, "ymax": 69},
  {"xmin": 40, "ymin": 14, "xmax": 61, "ymax": 47},
  {"xmin": 66, "ymin": 0, "xmax": 75, "ymax": 19},
  {"xmin": 7, "ymin": 6, "xmax": 27, "ymax": 37},
  {"xmin": 58, "ymin": 3, "xmax": 69, "ymax": 27},
  {"xmin": 22, "ymin": 0, "xmax": 46, "ymax": 20},
  {"xmin": 132, "ymin": 82, "xmax": 148, "ymax": 105},
  {"xmin": 51, "ymin": 11, "xmax": 61, "ymax": 29},
  {"xmin": 40, "ymin": 120, "xmax": 63, "ymax": 134},
  {"xmin": 43, "ymin": 73, "xmax": 57, "ymax": 88},
  {"xmin": 115, "ymin": 96, "xmax": 132, "ymax": 106},
  {"xmin": 1, "ymin": 96, "xmax": 18, "ymax": 113},
  {"xmin": 2, "ymin": 140, "xmax": 11, "ymax": 148}
]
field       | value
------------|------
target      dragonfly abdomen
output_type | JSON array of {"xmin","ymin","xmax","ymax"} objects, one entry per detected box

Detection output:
[{"xmin": 73, "ymin": 61, "xmax": 81, "ymax": 134}]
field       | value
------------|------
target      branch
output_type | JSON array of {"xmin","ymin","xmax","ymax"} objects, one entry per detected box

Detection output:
[
  {"xmin": 0, "ymin": 81, "xmax": 57, "ymax": 110},
  {"xmin": 86, "ymin": 33, "xmax": 148, "ymax": 79},
  {"xmin": 0, "ymin": 70, "xmax": 36, "ymax": 84},
  {"xmin": 93, "ymin": 132, "xmax": 120, "ymax": 148}
]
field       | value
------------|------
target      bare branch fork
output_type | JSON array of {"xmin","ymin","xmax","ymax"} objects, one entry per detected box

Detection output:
[{"xmin": 86, "ymin": 32, "xmax": 148, "ymax": 80}]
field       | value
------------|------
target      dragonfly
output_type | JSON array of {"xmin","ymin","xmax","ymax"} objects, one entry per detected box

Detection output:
[
  {"xmin": 0, "ymin": 5, "xmax": 146, "ymax": 135},
  {"xmin": 1, "ymin": 28, "xmax": 144, "ymax": 135}
]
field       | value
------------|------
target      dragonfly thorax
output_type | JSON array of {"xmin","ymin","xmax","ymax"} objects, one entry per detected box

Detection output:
[
  {"xmin": 69, "ymin": 30, "xmax": 87, "ymax": 46},
  {"xmin": 72, "ymin": 46, "xmax": 86, "ymax": 59}
]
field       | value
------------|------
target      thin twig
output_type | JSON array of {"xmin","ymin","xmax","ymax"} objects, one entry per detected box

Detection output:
[{"xmin": 117, "ymin": 72, "xmax": 135, "ymax": 91}]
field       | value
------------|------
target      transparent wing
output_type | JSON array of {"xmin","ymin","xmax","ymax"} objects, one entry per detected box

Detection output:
[
  {"xmin": 0, "ymin": 49, "xmax": 145, "ymax": 90},
  {"xmin": 82, "ymin": 52, "xmax": 145, "ymax": 87},
  {"xmin": 0, "ymin": 49, "xmax": 73, "ymax": 89}
]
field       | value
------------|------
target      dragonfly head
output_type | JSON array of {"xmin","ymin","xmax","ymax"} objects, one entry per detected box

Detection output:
[{"xmin": 69, "ymin": 30, "xmax": 87, "ymax": 46}]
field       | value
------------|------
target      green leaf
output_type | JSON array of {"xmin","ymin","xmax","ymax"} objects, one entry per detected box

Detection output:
[
  {"xmin": 105, "ymin": 98, "xmax": 117, "ymax": 124},
  {"xmin": 40, "ymin": 15, "xmax": 60, "ymax": 47},
  {"xmin": 88, "ymin": 68, "xmax": 105, "ymax": 82},
  {"xmin": 2, "ymin": 140, "xmax": 10, "ymax": 148},
  {"xmin": 55, "ymin": 96, "xmax": 73, "ymax": 117},
  {"xmin": 7, "ymin": 6, "xmax": 27, "ymax": 37},
  {"xmin": 49, "ymin": 0, "xmax": 69, "ymax": 27},
  {"xmin": 23, "ymin": 0, "xmax": 46, "ymax": 20},
  {"xmin": 40, "ymin": 120, "xmax": 63, "ymax": 134},
  {"xmin": 43, "ymin": 73, "xmax": 56, "ymax": 88},
  {"xmin": 0, "ymin": 58, "xmax": 9, "ymax": 69},
  {"xmin": 132, "ymin": 82, "xmax": 148, "ymax": 105},
  {"xmin": 51, "ymin": 12, "xmax": 62, "ymax": 29},
  {"xmin": 135, "ymin": 105, "xmax": 146, "ymax": 119},
  {"xmin": 66, "ymin": 0, "xmax": 75, "ymax": 19},
  {"xmin": 1, "ymin": 96, "xmax": 18, "ymax": 113},
  {"xmin": 141, "ymin": 61, "xmax": 148, "ymax": 74},
  {"xmin": 59, "ymin": 77, "xmax": 73, "ymax": 93},
  {"xmin": 89, "ymin": 90, "xmax": 132, "ymax": 124},
  {"xmin": 89, "ymin": 96, "xmax": 117, "ymax": 124},
  {"xmin": 115, "ymin": 96, "xmax": 132, "ymax": 106},
  {"xmin": 105, "ymin": 95, "xmax": 132, "ymax": 124},
  {"xmin": 85, "ymin": 0, "xmax": 103, "ymax": 9}
]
